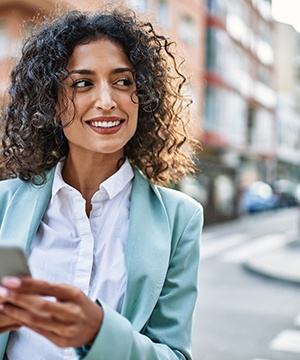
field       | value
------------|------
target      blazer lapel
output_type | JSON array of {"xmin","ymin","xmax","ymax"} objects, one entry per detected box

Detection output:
[
  {"xmin": 121, "ymin": 169, "xmax": 171, "ymax": 331},
  {"xmin": 0, "ymin": 170, "xmax": 54, "ymax": 255}
]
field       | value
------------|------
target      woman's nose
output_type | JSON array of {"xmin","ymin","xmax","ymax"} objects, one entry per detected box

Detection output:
[{"xmin": 93, "ymin": 84, "xmax": 116, "ymax": 110}]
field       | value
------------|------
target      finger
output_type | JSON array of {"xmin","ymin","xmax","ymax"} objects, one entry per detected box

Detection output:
[
  {"xmin": 0, "ymin": 324, "xmax": 22, "ymax": 333},
  {"xmin": 28, "ymin": 326, "xmax": 79, "ymax": 348},
  {"xmin": 1, "ymin": 277, "xmax": 53, "ymax": 294},
  {"xmin": 0, "ymin": 312, "xmax": 22, "ymax": 327},
  {"xmin": 1, "ymin": 303, "xmax": 70, "ymax": 336},
  {"xmin": 2, "ymin": 300, "xmax": 103, "ymax": 348},
  {"xmin": 2, "ymin": 278, "xmax": 83, "ymax": 302},
  {"xmin": 0, "ymin": 277, "xmax": 22, "ymax": 289},
  {"xmin": 0, "ymin": 286, "xmax": 9, "ymax": 299},
  {"xmin": 0, "ymin": 291, "xmax": 81, "ymax": 322},
  {"xmin": 0, "ymin": 314, "xmax": 22, "ymax": 332}
]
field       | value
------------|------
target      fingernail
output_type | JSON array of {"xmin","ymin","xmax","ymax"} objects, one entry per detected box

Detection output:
[
  {"xmin": 2, "ymin": 276, "xmax": 22, "ymax": 288},
  {"xmin": 0, "ymin": 286, "xmax": 8, "ymax": 297}
]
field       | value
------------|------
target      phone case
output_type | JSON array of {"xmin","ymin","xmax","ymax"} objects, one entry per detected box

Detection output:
[{"xmin": 0, "ymin": 246, "xmax": 31, "ymax": 279}]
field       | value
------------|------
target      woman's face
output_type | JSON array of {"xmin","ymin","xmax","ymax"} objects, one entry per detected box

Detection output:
[{"xmin": 59, "ymin": 38, "xmax": 139, "ymax": 159}]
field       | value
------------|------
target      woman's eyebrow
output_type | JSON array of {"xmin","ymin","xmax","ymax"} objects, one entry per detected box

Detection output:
[
  {"xmin": 67, "ymin": 69, "xmax": 95, "ymax": 75},
  {"xmin": 111, "ymin": 67, "xmax": 134, "ymax": 74},
  {"xmin": 67, "ymin": 67, "xmax": 134, "ymax": 76}
]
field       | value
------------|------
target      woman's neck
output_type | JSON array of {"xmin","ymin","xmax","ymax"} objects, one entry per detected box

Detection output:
[{"xmin": 61, "ymin": 152, "xmax": 124, "ymax": 215}]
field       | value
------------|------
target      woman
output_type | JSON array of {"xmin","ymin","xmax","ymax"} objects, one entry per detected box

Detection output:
[{"xmin": 0, "ymin": 8, "xmax": 203, "ymax": 360}]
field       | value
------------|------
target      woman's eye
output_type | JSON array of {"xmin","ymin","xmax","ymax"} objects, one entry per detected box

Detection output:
[
  {"xmin": 72, "ymin": 79, "xmax": 93, "ymax": 88},
  {"xmin": 115, "ymin": 78, "xmax": 134, "ymax": 87}
]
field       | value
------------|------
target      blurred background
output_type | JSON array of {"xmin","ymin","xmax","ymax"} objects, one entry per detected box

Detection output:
[
  {"xmin": 1, "ymin": 1, "xmax": 300, "ymax": 359},
  {"xmin": 0, "ymin": 0, "xmax": 300, "ymax": 224}
]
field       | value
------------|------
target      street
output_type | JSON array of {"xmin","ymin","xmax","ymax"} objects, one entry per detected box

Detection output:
[{"xmin": 192, "ymin": 207, "xmax": 300, "ymax": 360}]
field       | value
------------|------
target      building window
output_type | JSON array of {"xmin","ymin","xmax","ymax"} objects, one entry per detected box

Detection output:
[
  {"xmin": 126, "ymin": 0, "xmax": 148, "ymax": 13},
  {"xmin": 226, "ymin": 0, "xmax": 248, "ymax": 22},
  {"xmin": 204, "ymin": 86, "xmax": 216, "ymax": 131},
  {"xmin": 258, "ymin": 64, "xmax": 272, "ymax": 87},
  {"xmin": 157, "ymin": 0, "xmax": 170, "ymax": 27},
  {"xmin": 204, "ymin": 86, "xmax": 247, "ymax": 146},
  {"xmin": 0, "ymin": 23, "xmax": 8, "ymax": 59},
  {"xmin": 178, "ymin": 15, "xmax": 197, "ymax": 45},
  {"xmin": 297, "ymin": 36, "xmax": 300, "ymax": 51},
  {"xmin": 206, "ymin": 0, "xmax": 226, "ymax": 22},
  {"xmin": 247, "ymin": 107, "xmax": 255, "ymax": 146},
  {"xmin": 253, "ymin": 0, "xmax": 272, "ymax": 21}
]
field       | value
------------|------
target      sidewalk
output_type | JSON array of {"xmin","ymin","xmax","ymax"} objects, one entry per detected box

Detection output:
[{"xmin": 244, "ymin": 240, "xmax": 300, "ymax": 284}]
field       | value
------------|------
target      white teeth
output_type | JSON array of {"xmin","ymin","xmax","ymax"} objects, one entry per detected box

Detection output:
[{"xmin": 90, "ymin": 120, "xmax": 121, "ymax": 128}]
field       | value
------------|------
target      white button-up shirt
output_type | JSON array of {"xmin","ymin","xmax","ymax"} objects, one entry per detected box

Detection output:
[{"xmin": 5, "ymin": 159, "xmax": 134, "ymax": 360}]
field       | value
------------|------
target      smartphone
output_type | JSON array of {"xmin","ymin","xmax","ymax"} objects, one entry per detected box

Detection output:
[{"xmin": 0, "ymin": 246, "xmax": 31, "ymax": 280}]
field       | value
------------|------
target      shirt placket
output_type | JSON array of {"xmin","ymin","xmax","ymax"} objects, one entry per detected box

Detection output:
[{"xmin": 71, "ymin": 190, "xmax": 94, "ymax": 296}]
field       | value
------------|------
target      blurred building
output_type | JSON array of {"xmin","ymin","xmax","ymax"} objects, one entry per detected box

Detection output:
[
  {"xmin": 197, "ymin": 0, "xmax": 276, "ymax": 223},
  {"xmin": 273, "ymin": 22, "xmax": 300, "ymax": 183},
  {"xmin": 121, "ymin": 0, "xmax": 206, "ymax": 138},
  {"xmin": 0, "ymin": 0, "xmax": 67, "ymax": 98},
  {"xmin": 0, "ymin": 0, "xmax": 206, "ymax": 121}
]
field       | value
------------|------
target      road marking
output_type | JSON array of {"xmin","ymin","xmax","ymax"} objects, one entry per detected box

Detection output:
[
  {"xmin": 200, "ymin": 234, "xmax": 247, "ymax": 259},
  {"xmin": 269, "ymin": 329, "xmax": 300, "ymax": 353},
  {"xmin": 294, "ymin": 314, "xmax": 300, "ymax": 326},
  {"xmin": 221, "ymin": 234, "xmax": 290, "ymax": 263}
]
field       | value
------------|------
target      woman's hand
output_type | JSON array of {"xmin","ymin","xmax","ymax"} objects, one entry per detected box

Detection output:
[
  {"xmin": 0, "ymin": 277, "xmax": 103, "ymax": 348},
  {"xmin": 0, "ymin": 313, "xmax": 22, "ymax": 333}
]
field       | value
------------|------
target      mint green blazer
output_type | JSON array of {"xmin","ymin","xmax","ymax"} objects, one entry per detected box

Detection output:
[{"xmin": 0, "ymin": 167, "xmax": 203, "ymax": 360}]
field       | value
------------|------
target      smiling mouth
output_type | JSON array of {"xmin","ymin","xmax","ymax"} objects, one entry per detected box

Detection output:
[{"xmin": 89, "ymin": 120, "xmax": 123, "ymax": 128}]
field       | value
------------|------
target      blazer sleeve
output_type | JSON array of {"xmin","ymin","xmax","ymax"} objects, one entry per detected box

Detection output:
[{"xmin": 78, "ymin": 205, "xmax": 203, "ymax": 360}]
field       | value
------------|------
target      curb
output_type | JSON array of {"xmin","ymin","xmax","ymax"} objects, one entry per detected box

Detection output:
[{"xmin": 243, "ymin": 248, "xmax": 300, "ymax": 285}]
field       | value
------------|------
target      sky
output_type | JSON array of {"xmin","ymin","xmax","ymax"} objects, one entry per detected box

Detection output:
[{"xmin": 272, "ymin": 0, "xmax": 300, "ymax": 32}]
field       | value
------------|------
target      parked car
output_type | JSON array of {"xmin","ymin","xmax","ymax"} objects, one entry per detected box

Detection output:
[
  {"xmin": 240, "ymin": 181, "xmax": 278, "ymax": 213},
  {"xmin": 272, "ymin": 179, "xmax": 299, "ymax": 208}
]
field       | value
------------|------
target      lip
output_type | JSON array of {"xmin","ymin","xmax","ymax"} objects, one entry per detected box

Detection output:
[{"xmin": 86, "ymin": 116, "xmax": 125, "ymax": 135}]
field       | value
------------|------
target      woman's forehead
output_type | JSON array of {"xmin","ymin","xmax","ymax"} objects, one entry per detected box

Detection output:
[{"xmin": 67, "ymin": 38, "xmax": 131, "ymax": 70}]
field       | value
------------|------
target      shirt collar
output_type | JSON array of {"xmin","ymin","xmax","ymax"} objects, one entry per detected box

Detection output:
[
  {"xmin": 50, "ymin": 160, "xmax": 69, "ymax": 204},
  {"xmin": 51, "ymin": 159, "xmax": 134, "ymax": 204},
  {"xmin": 98, "ymin": 159, "xmax": 134, "ymax": 200}
]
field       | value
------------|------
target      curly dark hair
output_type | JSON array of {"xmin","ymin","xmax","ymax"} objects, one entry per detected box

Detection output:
[{"xmin": 1, "ymin": 7, "xmax": 198, "ymax": 186}]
